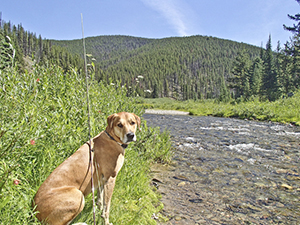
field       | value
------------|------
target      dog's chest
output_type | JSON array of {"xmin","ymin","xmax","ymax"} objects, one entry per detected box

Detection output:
[{"xmin": 115, "ymin": 154, "xmax": 124, "ymax": 174}]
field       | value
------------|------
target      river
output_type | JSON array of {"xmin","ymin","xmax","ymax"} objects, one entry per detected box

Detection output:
[{"xmin": 143, "ymin": 113, "xmax": 300, "ymax": 225}]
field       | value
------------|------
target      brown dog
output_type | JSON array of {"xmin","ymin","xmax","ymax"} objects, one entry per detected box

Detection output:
[{"xmin": 33, "ymin": 112, "xmax": 141, "ymax": 225}]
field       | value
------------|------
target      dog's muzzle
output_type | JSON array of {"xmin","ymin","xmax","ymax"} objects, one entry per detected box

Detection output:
[{"xmin": 126, "ymin": 132, "xmax": 136, "ymax": 142}]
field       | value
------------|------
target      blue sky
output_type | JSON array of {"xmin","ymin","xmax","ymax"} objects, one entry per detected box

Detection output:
[{"xmin": 1, "ymin": 0, "xmax": 299, "ymax": 48}]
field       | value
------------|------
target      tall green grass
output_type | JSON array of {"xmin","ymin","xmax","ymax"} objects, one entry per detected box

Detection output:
[
  {"xmin": 139, "ymin": 93, "xmax": 300, "ymax": 126},
  {"xmin": 0, "ymin": 65, "xmax": 171, "ymax": 224}
]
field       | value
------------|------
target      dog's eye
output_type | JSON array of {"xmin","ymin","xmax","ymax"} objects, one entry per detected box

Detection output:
[
  {"xmin": 117, "ymin": 123, "xmax": 123, "ymax": 128},
  {"xmin": 130, "ymin": 121, "xmax": 135, "ymax": 125}
]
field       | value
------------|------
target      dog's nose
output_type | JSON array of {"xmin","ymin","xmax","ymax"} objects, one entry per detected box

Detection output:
[{"xmin": 126, "ymin": 132, "xmax": 135, "ymax": 141}]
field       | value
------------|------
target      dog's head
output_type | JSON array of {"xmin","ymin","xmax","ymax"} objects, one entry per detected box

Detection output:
[{"xmin": 106, "ymin": 112, "xmax": 141, "ymax": 144}]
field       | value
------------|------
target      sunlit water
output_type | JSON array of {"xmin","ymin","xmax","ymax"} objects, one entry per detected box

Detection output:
[{"xmin": 144, "ymin": 114, "xmax": 300, "ymax": 225}]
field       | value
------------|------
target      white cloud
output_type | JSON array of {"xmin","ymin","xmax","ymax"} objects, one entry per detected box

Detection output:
[{"xmin": 141, "ymin": 0, "xmax": 189, "ymax": 36}]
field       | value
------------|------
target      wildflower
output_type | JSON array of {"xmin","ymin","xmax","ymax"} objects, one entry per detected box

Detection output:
[
  {"xmin": 5, "ymin": 35, "xmax": 11, "ymax": 42},
  {"xmin": 36, "ymin": 78, "xmax": 40, "ymax": 82},
  {"xmin": 30, "ymin": 139, "xmax": 35, "ymax": 145},
  {"xmin": 13, "ymin": 179, "xmax": 20, "ymax": 185}
]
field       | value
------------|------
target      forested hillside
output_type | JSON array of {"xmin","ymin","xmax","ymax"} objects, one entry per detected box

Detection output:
[
  {"xmin": 0, "ymin": 19, "xmax": 84, "ymax": 73},
  {"xmin": 2, "ymin": 10, "xmax": 299, "ymax": 102},
  {"xmin": 53, "ymin": 35, "xmax": 262, "ymax": 100}
]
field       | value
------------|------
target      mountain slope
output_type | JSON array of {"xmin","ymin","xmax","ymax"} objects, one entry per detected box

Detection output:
[{"xmin": 52, "ymin": 35, "xmax": 262, "ymax": 99}]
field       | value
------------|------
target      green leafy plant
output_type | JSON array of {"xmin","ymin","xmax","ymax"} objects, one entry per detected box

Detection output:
[{"xmin": 0, "ymin": 64, "xmax": 172, "ymax": 224}]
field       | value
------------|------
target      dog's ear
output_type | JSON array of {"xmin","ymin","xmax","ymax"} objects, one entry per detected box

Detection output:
[
  {"xmin": 133, "ymin": 114, "xmax": 141, "ymax": 131},
  {"xmin": 107, "ymin": 113, "xmax": 118, "ymax": 131}
]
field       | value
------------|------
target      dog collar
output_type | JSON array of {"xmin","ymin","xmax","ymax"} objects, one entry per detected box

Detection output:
[{"xmin": 105, "ymin": 130, "xmax": 128, "ymax": 149}]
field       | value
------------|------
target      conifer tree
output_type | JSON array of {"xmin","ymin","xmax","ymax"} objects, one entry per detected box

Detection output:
[
  {"xmin": 279, "ymin": 42, "xmax": 294, "ymax": 95},
  {"xmin": 219, "ymin": 74, "xmax": 230, "ymax": 102},
  {"xmin": 288, "ymin": 34, "xmax": 300, "ymax": 89},
  {"xmin": 228, "ymin": 49, "xmax": 251, "ymax": 99},
  {"xmin": 249, "ymin": 57, "xmax": 263, "ymax": 96},
  {"xmin": 261, "ymin": 35, "xmax": 279, "ymax": 101},
  {"xmin": 282, "ymin": 0, "xmax": 300, "ymax": 91},
  {"xmin": 38, "ymin": 34, "xmax": 43, "ymax": 63},
  {"xmin": 152, "ymin": 81, "xmax": 159, "ymax": 98},
  {"xmin": 283, "ymin": 0, "xmax": 300, "ymax": 34}
]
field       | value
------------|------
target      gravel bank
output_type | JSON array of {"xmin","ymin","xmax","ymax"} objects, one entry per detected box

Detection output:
[{"xmin": 145, "ymin": 109, "xmax": 189, "ymax": 115}]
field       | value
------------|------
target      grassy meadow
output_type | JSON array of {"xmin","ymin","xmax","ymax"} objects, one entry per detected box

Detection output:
[
  {"xmin": 139, "ymin": 93, "xmax": 300, "ymax": 126},
  {"xmin": 0, "ymin": 65, "xmax": 172, "ymax": 224}
]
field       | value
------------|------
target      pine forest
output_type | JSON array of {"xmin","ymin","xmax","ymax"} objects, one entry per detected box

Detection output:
[{"xmin": 1, "ymin": 10, "xmax": 300, "ymax": 102}]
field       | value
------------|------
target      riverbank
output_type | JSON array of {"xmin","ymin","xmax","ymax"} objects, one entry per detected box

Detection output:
[
  {"xmin": 145, "ymin": 109, "xmax": 189, "ymax": 115},
  {"xmin": 139, "ymin": 92, "xmax": 300, "ymax": 126}
]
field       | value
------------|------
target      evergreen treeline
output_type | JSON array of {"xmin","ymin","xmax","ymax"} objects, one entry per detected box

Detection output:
[
  {"xmin": 2, "ymin": 3, "xmax": 299, "ymax": 102},
  {"xmin": 54, "ymin": 32, "xmax": 299, "ymax": 102},
  {"xmin": 229, "ymin": 35, "xmax": 300, "ymax": 101},
  {"xmin": 229, "ymin": 3, "xmax": 300, "ymax": 102},
  {"xmin": 53, "ymin": 35, "xmax": 262, "ymax": 100},
  {"xmin": 0, "ymin": 17, "xmax": 84, "ymax": 73}
]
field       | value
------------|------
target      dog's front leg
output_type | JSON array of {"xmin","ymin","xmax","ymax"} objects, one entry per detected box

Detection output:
[
  {"xmin": 101, "ymin": 176, "xmax": 116, "ymax": 225},
  {"xmin": 97, "ymin": 184, "xmax": 104, "ymax": 211}
]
